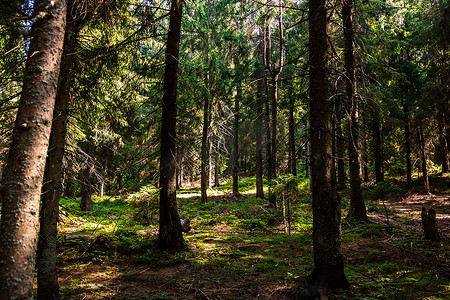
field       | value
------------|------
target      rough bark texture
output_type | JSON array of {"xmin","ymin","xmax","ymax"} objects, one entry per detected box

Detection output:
[
  {"xmin": 201, "ymin": 94, "xmax": 211, "ymax": 203},
  {"xmin": 255, "ymin": 31, "xmax": 265, "ymax": 199},
  {"xmin": 307, "ymin": 0, "xmax": 349, "ymax": 295},
  {"xmin": 344, "ymin": 0, "xmax": 367, "ymax": 221},
  {"xmin": 37, "ymin": 3, "xmax": 76, "ymax": 298},
  {"xmin": 157, "ymin": 0, "xmax": 184, "ymax": 252},
  {"xmin": 0, "ymin": 0, "xmax": 67, "ymax": 298},
  {"xmin": 421, "ymin": 205, "xmax": 439, "ymax": 242},
  {"xmin": 80, "ymin": 139, "xmax": 94, "ymax": 212},
  {"xmin": 232, "ymin": 81, "xmax": 241, "ymax": 196}
]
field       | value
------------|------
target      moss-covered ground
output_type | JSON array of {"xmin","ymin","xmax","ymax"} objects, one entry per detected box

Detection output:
[{"xmin": 54, "ymin": 175, "xmax": 449, "ymax": 299}]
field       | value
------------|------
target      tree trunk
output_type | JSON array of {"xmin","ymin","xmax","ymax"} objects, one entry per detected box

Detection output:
[
  {"xmin": 157, "ymin": 0, "xmax": 184, "ymax": 252},
  {"xmin": 0, "ymin": 0, "xmax": 67, "ymax": 298},
  {"xmin": 288, "ymin": 94, "xmax": 297, "ymax": 176},
  {"xmin": 37, "ymin": 4, "xmax": 75, "ymax": 298},
  {"xmin": 255, "ymin": 29, "xmax": 265, "ymax": 198},
  {"xmin": 419, "ymin": 119, "xmax": 429, "ymax": 193},
  {"xmin": 372, "ymin": 109, "xmax": 384, "ymax": 182},
  {"xmin": 201, "ymin": 94, "xmax": 211, "ymax": 203},
  {"xmin": 438, "ymin": 109, "xmax": 449, "ymax": 173},
  {"xmin": 270, "ymin": 75, "xmax": 278, "ymax": 181},
  {"xmin": 263, "ymin": 25, "xmax": 274, "ymax": 206},
  {"xmin": 336, "ymin": 98, "xmax": 346, "ymax": 189},
  {"xmin": 344, "ymin": 0, "xmax": 367, "ymax": 221},
  {"xmin": 404, "ymin": 102, "xmax": 412, "ymax": 188},
  {"xmin": 214, "ymin": 139, "xmax": 220, "ymax": 187},
  {"xmin": 362, "ymin": 119, "xmax": 369, "ymax": 182},
  {"xmin": 307, "ymin": 0, "xmax": 349, "ymax": 295},
  {"xmin": 80, "ymin": 139, "xmax": 93, "ymax": 212},
  {"xmin": 232, "ymin": 80, "xmax": 241, "ymax": 196}
]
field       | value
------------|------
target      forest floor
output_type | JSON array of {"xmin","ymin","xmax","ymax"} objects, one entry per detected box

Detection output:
[{"xmin": 53, "ymin": 175, "xmax": 449, "ymax": 300}]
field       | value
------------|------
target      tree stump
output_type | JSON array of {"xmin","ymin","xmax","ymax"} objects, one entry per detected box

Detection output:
[{"xmin": 421, "ymin": 205, "xmax": 439, "ymax": 242}]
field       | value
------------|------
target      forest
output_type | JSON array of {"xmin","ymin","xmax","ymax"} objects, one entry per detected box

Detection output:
[{"xmin": 0, "ymin": 0, "xmax": 449, "ymax": 299}]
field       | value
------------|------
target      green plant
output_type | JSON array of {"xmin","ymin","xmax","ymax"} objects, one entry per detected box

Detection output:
[{"xmin": 127, "ymin": 185, "xmax": 160, "ymax": 225}]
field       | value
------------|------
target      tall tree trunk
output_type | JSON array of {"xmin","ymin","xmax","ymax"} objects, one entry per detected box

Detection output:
[
  {"xmin": 270, "ymin": 75, "xmax": 278, "ymax": 180},
  {"xmin": 214, "ymin": 138, "xmax": 220, "ymax": 187},
  {"xmin": 438, "ymin": 106, "xmax": 449, "ymax": 173},
  {"xmin": 307, "ymin": 0, "xmax": 349, "ymax": 295},
  {"xmin": 404, "ymin": 102, "xmax": 412, "ymax": 188},
  {"xmin": 37, "ymin": 4, "xmax": 76, "ymax": 298},
  {"xmin": 336, "ymin": 98, "xmax": 346, "ymax": 189},
  {"xmin": 157, "ymin": 0, "xmax": 184, "ymax": 252},
  {"xmin": 362, "ymin": 123, "xmax": 369, "ymax": 182},
  {"xmin": 201, "ymin": 95, "xmax": 211, "ymax": 203},
  {"xmin": 232, "ymin": 81, "xmax": 241, "ymax": 196},
  {"xmin": 0, "ymin": 0, "xmax": 67, "ymax": 298},
  {"xmin": 255, "ymin": 29, "xmax": 265, "ymax": 198},
  {"xmin": 372, "ymin": 109, "xmax": 384, "ymax": 182},
  {"xmin": 419, "ymin": 119, "xmax": 430, "ymax": 193},
  {"xmin": 288, "ymin": 94, "xmax": 297, "ymax": 176},
  {"xmin": 263, "ymin": 25, "xmax": 274, "ymax": 205},
  {"xmin": 80, "ymin": 138, "xmax": 93, "ymax": 212},
  {"xmin": 344, "ymin": 0, "xmax": 367, "ymax": 221}
]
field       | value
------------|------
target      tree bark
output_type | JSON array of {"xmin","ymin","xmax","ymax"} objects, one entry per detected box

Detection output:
[
  {"xmin": 157, "ymin": 0, "xmax": 184, "ymax": 252},
  {"xmin": 336, "ymin": 98, "xmax": 346, "ymax": 189},
  {"xmin": 438, "ymin": 106, "xmax": 449, "ymax": 173},
  {"xmin": 214, "ymin": 138, "xmax": 220, "ymax": 187},
  {"xmin": 37, "ymin": 3, "xmax": 76, "ymax": 298},
  {"xmin": 0, "ymin": 0, "xmax": 67, "ymax": 298},
  {"xmin": 403, "ymin": 101, "xmax": 413, "ymax": 188},
  {"xmin": 80, "ymin": 138, "xmax": 93, "ymax": 212},
  {"xmin": 419, "ymin": 119, "xmax": 429, "ymax": 193},
  {"xmin": 232, "ymin": 80, "xmax": 241, "ymax": 196},
  {"xmin": 201, "ymin": 93, "xmax": 212, "ymax": 203},
  {"xmin": 307, "ymin": 0, "xmax": 349, "ymax": 295},
  {"xmin": 372, "ymin": 109, "xmax": 384, "ymax": 182},
  {"xmin": 255, "ymin": 28, "xmax": 265, "ymax": 198},
  {"xmin": 344, "ymin": 0, "xmax": 367, "ymax": 221},
  {"xmin": 288, "ymin": 94, "xmax": 297, "ymax": 176}
]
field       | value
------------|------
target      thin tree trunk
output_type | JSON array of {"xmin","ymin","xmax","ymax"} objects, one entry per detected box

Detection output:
[
  {"xmin": 255, "ymin": 28, "xmax": 265, "ymax": 198},
  {"xmin": 37, "ymin": 4, "xmax": 76, "ymax": 298},
  {"xmin": 80, "ymin": 138, "xmax": 93, "ymax": 212},
  {"xmin": 0, "ymin": 0, "xmax": 67, "ymax": 298},
  {"xmin": 336, "ymin": 98, "xmax": 346, "ymax": 189},
  {"xmin": 344, "ymin": 0, "xmax": 367, "ymax": 221},
  {"xmin": 404, "ymin": 102, "xmax": 412, "ymax": 188},
  {"xmin": 263, "ymin": 25, "xmax": 274, "ymax": 205},
  {"xmin": 419, "ymin": 119, "xmax": 429, "ymax": 193},
  {"xmin": 201, "ymin": 94, "xmax": 211, "ymax": 202},
  {"xmin": 372, "ymin": 109, "xmax": 384, "ymax": 182},
  {"xmin": 306, "ymin": 0, "xmax": 349, "ymax": 295},
  {"xmin": 157, "ymin": 0, "xmax": 184, "ymax": 252},
  {"xmin": 232, "ymin": 81, "xmax": 241, "ymax": 196},
  {"xmin": 288, "ymin": 94, "xmax": 297, "ymax": 176},
  {"xmin": 362, "ymin": 123, "xmax": 369, "ymax": 182},
  {"xmin": 214, "ymin": 138, "xmax": 220, "ymax": 187}
]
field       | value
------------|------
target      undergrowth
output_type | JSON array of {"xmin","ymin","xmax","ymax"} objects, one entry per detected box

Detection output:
[{"xmin": 56, "ymin": 175, "xmax": 449, "ymax": 299}]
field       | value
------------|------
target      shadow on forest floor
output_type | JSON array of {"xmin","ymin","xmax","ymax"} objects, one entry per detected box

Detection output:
[{"xmin": 55, "ymin": 175, "xmax": 449, "ymax": 299}]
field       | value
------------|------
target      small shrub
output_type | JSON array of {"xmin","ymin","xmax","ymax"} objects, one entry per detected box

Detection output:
[
  {"xmin": 127, "ymin": 185, "xmax": 159, "ymax": 225},
  {"xmin": 365, "ymin": 181, "xmax": 402, "ymax": 200}
]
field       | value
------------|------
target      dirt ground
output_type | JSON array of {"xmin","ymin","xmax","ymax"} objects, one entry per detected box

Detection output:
[{"xmin": 57, "ymin": 177, "xmax": 449, "ymax": 300}]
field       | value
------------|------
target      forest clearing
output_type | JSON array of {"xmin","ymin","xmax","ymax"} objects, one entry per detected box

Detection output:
[{"xmin": 54, "ymin": 175, "xmax": 449, "ymax": 299}]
